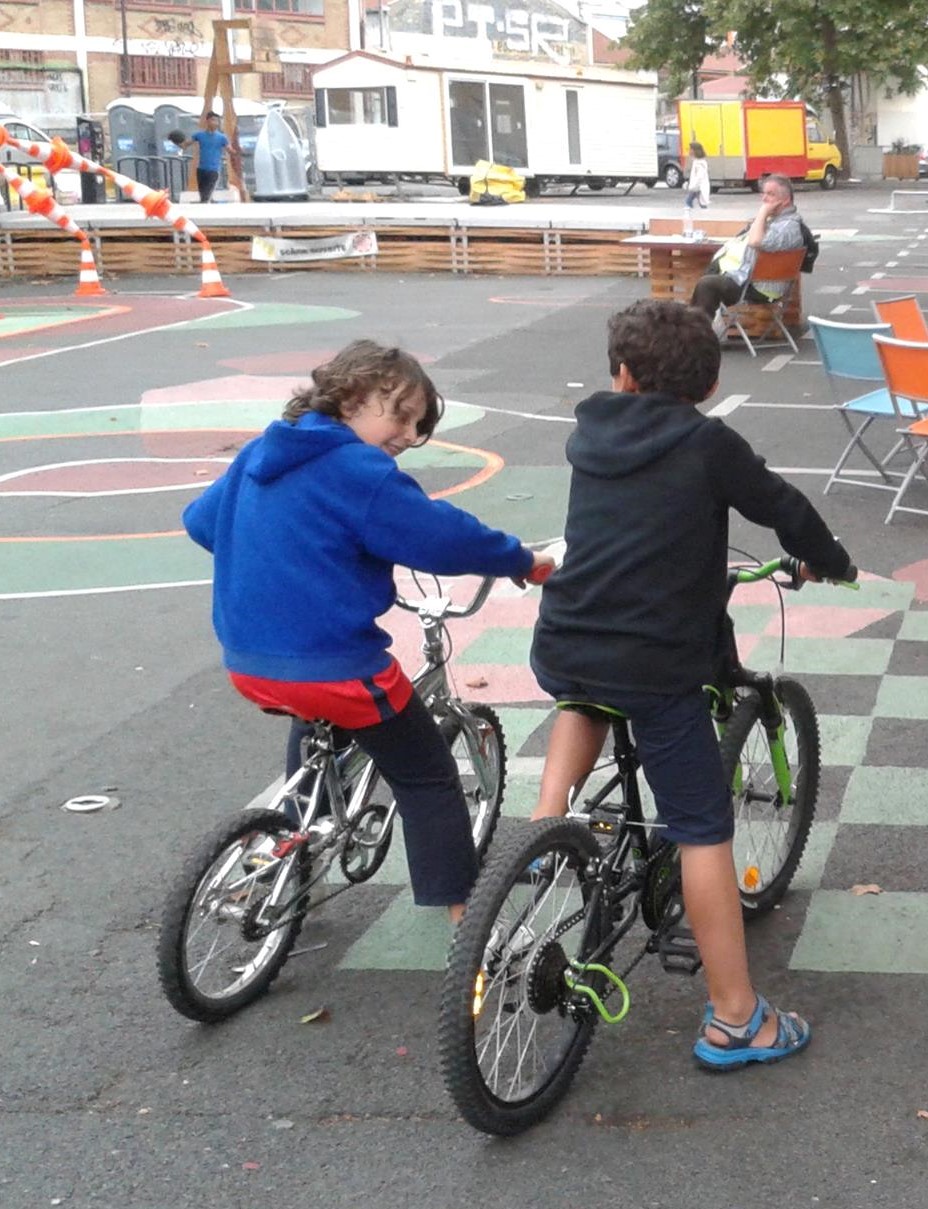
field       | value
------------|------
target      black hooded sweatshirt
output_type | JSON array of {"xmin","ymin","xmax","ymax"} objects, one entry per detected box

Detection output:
[{"xmin": 532, "ymin": 390, "xmax": 850, "ymax": 696}]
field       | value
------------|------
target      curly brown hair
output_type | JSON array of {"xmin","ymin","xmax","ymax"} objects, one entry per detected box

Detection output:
[
  {"xmin": 607, "ymin": 300, "xmax": 720, "ymax": 403},
  {"xmin": 282, "ymin": 339, "xmax": 443, "ymax": 444}
]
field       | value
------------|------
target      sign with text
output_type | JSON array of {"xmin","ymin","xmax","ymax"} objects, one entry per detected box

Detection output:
[{"xmin": 250, "ymin": 231, "xmax": 378, "ymax": 263}]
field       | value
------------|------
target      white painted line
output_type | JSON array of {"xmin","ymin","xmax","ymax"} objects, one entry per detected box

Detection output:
[
  {"xmin": 0, "ymin": 299, "xmax": 251, "ymax": 368},
  {"xmin": 871, "ymin": 272, "xmax": 886, "ymax": 279},
  {"xmin": 0, "ymin": 454, "xmax": 233, "ymax": 496},
  {"xmin": 816, "ymin": 285, "xmax": 845, "ymax": 294},
  {"xmin": 707, "ymin": 394, "xmax": 749, "ymax": 416},
  {"xmin": 851, "ymin": 287, "xmax": 870, "ymax": 295},
  {"xmin": 855, "ymin": 261, "xmax": 879, "ymax": 268},
  {"xmin": 830, "ymin": 304, "xmax": 853, "ymax": 314},
  {"xmin": 887, "ymin": 261, "xmax": 898, "ymax": 267},
  {"xmin": 761, "ymin": 355, "xmax": 794, "ymax": 372},
  {"xmin": 0, "ymin": 579, "xmax": 211, "ymax": 602},
  {"xmin": 770, "ymin": 467, "xmax": 884, "ymax": 477},
  {"xmin": 743, "ymin": 402, "xmax": 833, "ymax": 410},
  {"xmin": 465, "ymin": 401, "xmax": 575, "ymax": 424},
  {"xmin": 897, "ymin": 251, "xmax": 909, "ymax": 258}
]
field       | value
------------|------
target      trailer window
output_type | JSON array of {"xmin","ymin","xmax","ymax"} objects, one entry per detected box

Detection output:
[
  {"xmin": 449, "ymin": 81, "xmax": 489, "ymax": 165},
  {"xmin": 326, "ymin": 88, "xmax": 394, "ymax": 126},
  {"xmin": 566, "ymin": 90, "xmax": 581, "ymax": 164}
]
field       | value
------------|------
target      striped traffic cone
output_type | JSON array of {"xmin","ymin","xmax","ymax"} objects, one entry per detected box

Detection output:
[
  {"xmin": 74, "ymin": 241, "xmax": 106, "ymax": 296},
  {"xmin": 198, "ymin": 244, "xmax": 231, "ymax": 299}
]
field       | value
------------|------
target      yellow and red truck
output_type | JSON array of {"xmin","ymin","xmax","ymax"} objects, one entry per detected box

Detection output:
[{"xmin": 677, "ymin": 99, "xmax": 842, "ymax": 190}]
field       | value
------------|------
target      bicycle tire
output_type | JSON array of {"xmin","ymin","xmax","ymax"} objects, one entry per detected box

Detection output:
[
  {"xmin": 440, "ymin": 818, "xmax": 606, "ymax": 1136},
  {"xmin": 158, "ymin": 809, "xmax": 310, "ymax": 1022},
  {"xmin": 721, "ymin": 678, "xmax": 820, "ymax": 916},
  {"xmin": 440, "ymin": 703, "xmax": 506, "ymax": 861}
]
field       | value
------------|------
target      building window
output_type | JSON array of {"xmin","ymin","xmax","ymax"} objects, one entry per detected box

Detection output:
[
  {"xmin": 321, "ymin": 87, "xmax": 396, "ymax": 126},
  {"xmin": 260, "ymin": 62, "xmax": 314, "ymax": 98},
  {"xmin": 127, "ymin": 55, "xmax": 197, "ymax": 92},
  {"xmin": 235, "ymin": 0, "xmax": 323, "ymax": 15},
  {"xmin": 0, "ymin": 50, "xmax": 45, "ymax": 66}
]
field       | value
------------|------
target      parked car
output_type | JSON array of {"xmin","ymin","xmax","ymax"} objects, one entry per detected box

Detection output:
[
  {"xmin": 919, "ymin": 149, "xmax": 928, "ymax": 179},
  {"xmin": 652, "ymin": 128, "xmax": 684, "ymax": 188}
]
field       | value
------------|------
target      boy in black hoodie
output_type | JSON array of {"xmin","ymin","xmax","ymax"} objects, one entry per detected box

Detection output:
[{"xmin": 531, "ymin": 299, "xmax": 851, "ymax": 1070}]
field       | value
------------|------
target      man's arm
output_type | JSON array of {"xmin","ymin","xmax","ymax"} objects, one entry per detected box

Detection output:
[{"xmin": 745, "ymin": 200, "xmax": 778, "ymax": 249}]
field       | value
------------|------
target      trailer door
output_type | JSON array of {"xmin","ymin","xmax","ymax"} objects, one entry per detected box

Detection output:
[
  {"xmin": 449, "ymin": 81, "xmax": 489, "ymax": 166},
  {"xmin": 488, "ymin": 84, "xmax": 527, "ymax": 168}
]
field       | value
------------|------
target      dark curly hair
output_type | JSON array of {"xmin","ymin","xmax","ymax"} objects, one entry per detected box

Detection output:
[
  {"xmin": 283, "ymin": 339, "xmax": 443, "ymax": 444},
  {"xmin": 607, "ymin": 300, "xmax": 720, "ymax": 403}
]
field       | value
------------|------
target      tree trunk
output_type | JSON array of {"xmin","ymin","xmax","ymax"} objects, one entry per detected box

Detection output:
[{"xmin": 821, "ymin": 17, "xmax": 851, "ymax": 178}]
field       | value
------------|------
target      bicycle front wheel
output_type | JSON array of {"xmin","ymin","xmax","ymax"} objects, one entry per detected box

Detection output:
[
  {"xmin": 440, "ymin": 819, "xmax": 606, "ymax": 1136},
  {"xmin": 440, "ymin": 703, "xmax": 506, "ymax": 860},
  {"xmin": 158, "ymin": 809, "xmax": 310, "ymax": 1022},
  {"xmin": 721, "ymin": 678, "xmax": 820, "ymax": 915}
]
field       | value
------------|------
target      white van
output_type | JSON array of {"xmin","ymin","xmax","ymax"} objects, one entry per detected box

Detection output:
[{"xmin": 1, "ymin": 112, "xmax": 81, "ymax": 202}]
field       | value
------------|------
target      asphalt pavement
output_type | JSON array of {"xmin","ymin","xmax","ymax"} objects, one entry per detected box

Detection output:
[{"xmin": 2, "ymin": 179, "xmax": 928, "ymax": 1209}]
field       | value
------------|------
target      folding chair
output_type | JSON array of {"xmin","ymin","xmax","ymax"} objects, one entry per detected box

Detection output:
[
  {"xmin": 717, "ymin": 248, "xmax": 806, "ymax": 357},
  {"xmin": 808, "ymin": 316, "xmax": 917, "ymax": 497},
  {"xmin": 872, "ymin": 295, "xmax": 928, "ymax": 342},
  {"xmin": 872, "ymin": 334, "xmax": 928, "ymax": 523}
]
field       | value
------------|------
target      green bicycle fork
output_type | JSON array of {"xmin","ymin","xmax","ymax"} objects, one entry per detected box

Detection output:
[{"xmin": 564, "ymin": 960, "xmax": 631, "ymax": 1025}]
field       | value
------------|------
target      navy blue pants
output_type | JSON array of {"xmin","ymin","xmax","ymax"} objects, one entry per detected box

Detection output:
[{"xmin": 286, "ymin": 694, "xmax": 478, "ymax": 906}]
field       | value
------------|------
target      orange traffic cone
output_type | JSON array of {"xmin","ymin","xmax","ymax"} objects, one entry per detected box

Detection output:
[
  {"xmin": 74, "ymin": 241, "xmax": 106, "ymax": 296},
  {"xmin": 198, "ymin": 244, "xmax": 231, "ymax": 299}
]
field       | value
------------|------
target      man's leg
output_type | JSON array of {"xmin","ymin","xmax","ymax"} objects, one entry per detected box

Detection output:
[
  {"xmin": 531, "ymin": 708, "xmax": 610, "ymax": 820},
  {"xmin": 690, "ymin": 273, "xmax": 743, "ymax": 317},
  {"xmin": 196, "ymin": 169, "xmax": 219, "ymax": 202}
]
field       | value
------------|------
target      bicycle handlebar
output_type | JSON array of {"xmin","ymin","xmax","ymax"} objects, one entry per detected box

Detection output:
[
  {"xmin": 732, "ymin": 556, "xmax": 859, "ymax": 591},
  {"xmin": 394, "ymin": 574, "xmax": 497, "ymax": 619}
]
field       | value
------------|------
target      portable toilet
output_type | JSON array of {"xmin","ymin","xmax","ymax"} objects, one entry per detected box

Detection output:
[
  {"xmin": 252, "ymin": 108, "xmax": 309, "ymax": 201},
  {"xmin": 154, "ymin": 103, "xmax": 198, "ymax": 156},
  {"xmin": 108, "ymin": 104, "xmax": 157, "ymax": 162}
]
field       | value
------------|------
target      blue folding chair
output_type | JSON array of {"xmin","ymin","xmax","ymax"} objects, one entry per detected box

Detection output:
[{"xmin": 808, "ymin": 316, "xmax": 925, "ymax": 497}]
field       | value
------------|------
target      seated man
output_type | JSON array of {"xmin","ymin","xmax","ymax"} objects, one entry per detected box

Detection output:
[{"xmin": 691, "ymin": 174, "xmax": 803, "ymax": 339}]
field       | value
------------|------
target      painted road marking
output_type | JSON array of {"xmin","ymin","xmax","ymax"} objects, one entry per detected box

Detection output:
[
  {"xmin": 761, "ymin": 355, "xmax": 794, "ymax": 372},
  {"xmin": 706, "ymin": 394, "xmax": 749, "ymax": 417},
  {"xmin": 831, "ymin": 304, "xmax": 853, "ymax": 314}
]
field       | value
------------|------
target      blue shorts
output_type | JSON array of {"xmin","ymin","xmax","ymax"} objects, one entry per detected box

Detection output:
[{"xmin": 535, "ymin": 672, "xmax": 733, "ymax": 846}]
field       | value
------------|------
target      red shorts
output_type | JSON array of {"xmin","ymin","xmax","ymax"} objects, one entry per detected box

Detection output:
[{"xmin": 229, "ymin": 658, "xmax": 414, "ymax": 730}]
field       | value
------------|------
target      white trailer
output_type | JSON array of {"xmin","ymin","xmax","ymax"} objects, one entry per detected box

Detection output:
[{"xmin": 311, "ymin": 52, "xmax": 658, "ymax": 195}]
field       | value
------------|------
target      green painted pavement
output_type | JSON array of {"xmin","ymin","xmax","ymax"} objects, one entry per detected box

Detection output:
[
  {"xmin": 338, "ymin": 888, "xmax": 452, "ymax": 972},
  {"xmin": 459, "ymin": 626, "xmax": 532, "ymax": 666},
  {"xmin": 874, "ymin": 676, "xmax": 928, "ymax": 719},
  {"xmin": 180, "ymin": 303, "xmax": 359, "ymax": 329},
  {"xmin": 898, "ymin": 611, "xmax": 928, "ymax": 641},
  {"xmin": 0, "ymin": 310, "xmax": 111, "ymax": 338},
  {"xmin": 791, "ymin": 890, "xmax": 928, "ymax": 974},
  {"xmin": 790, "ymin": 821, "xmax": 838, "ymax": 892},
  {"xmin": 840, "ymin": 766, "xmax": 928, "ymax": 826},
  {"xmin": 749, "ymin": 636, "xmax": 893, "ymax": 676},
  {"xmin": 818, "ymin": 715, "xmax": 873, "ymax": 768},
  {"xmin": 0, "ymin": 536, "xmax": 210, "ymax": 596}
]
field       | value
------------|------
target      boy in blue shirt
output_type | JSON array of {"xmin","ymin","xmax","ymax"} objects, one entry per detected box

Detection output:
[
  {"xmin": 182, "ymin": 111, "xmax": 229, "ymax": 202},
  {"xmin": 531, "ymin": 299, "xmax": 851, "ymax": 1070}
]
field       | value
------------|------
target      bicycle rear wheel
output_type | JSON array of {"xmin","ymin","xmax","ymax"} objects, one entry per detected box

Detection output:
[
  {"xmin": 158, "ymin": 809, "xmax": 310, "ymax": 1022},
  {"xmin": 440, "ymin": 819, "xmax": 606, "ymax": 1136},
  {"xmin": 721, "ymin": 678, "xmax": 819, "ymax": 915},
  {"xmin": 440, "ymin": 703, "xmax": 506, "ymax": 860}
]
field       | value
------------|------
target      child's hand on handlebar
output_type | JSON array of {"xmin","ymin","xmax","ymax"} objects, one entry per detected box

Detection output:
[{"xmin": 513, "ymin": 552, "xmax": 556, "ymax": 589}]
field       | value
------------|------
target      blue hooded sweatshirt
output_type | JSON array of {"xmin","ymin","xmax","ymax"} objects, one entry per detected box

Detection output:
[{"xmin": 184, "ymin": 411, "xmax": 533, "ymax": 682}]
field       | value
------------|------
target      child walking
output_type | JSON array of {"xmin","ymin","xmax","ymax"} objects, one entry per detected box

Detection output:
[
  {"xmin": 684, "ymin": 141, "xmax": 710, "ymax": 212},
  {"xmin": 184, "ymin": 339, "xmax": 553, "ymax": 923},
  {"xmin": 530, "ymin": 300, "xmax": 851, "ymax": 1069}
]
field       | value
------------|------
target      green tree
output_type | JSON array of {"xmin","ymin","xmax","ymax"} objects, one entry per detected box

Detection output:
[{"xmin": 624, "ymin": 0, "xmax": 928, "ymax": 173}]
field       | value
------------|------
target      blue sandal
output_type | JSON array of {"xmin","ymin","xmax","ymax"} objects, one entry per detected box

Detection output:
[{"xmin": 693, "ymin": 994, "xmax": 811, "ymax": 1071}]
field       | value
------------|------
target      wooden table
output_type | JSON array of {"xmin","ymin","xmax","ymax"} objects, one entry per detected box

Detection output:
[{"xmin": 622, "ymin": 232, "xmax": 802, "ymax": 328}]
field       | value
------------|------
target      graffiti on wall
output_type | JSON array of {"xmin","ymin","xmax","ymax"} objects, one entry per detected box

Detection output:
[{"xmin": 388, "ymin": 0, "xmax": 586, "ymax": 66}]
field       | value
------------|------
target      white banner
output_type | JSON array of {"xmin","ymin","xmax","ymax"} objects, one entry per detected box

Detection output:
[{"xmin": 250, "ymin": 230, "xmax": 378, "ymax": 263}]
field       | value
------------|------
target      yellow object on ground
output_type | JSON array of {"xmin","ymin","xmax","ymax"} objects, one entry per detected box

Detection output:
[{"xmin": 469, "ymin": 160, "xmax": 526, "ymax": 205}]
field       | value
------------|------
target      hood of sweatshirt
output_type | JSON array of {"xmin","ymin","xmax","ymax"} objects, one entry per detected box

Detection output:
[
  {"xmin": 248, "ymin": 411, "xmax": 359, "ymax": 484},
  {"xmin": 568, "ymin": 390, "xmax": 707, "ymax": 478}
]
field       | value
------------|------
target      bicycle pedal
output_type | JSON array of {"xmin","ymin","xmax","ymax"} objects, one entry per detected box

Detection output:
[
  {"xmin": 588, "ymin": 803, "xmax": 626, "ymax": 834},
  {"xmin": 654, "ymin": 894, "xmax": 702, "ymax": 977}
]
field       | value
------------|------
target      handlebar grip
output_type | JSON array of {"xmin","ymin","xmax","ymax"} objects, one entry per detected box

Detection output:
[
  {"xmin": 525, "ymin": 563, "xmax": 554, "ymax": 585},
  {"xmin": 843, "ymin": 563, "xmax": 859, "ymax": 583}
]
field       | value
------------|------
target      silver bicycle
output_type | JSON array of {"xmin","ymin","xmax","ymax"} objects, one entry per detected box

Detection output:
[{"xmin": 158, "ymin": 574, "xmax": 507, "ymax": 1022}]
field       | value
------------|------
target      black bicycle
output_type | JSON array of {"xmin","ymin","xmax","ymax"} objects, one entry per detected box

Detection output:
[{"xmin": 439, "ymin": 553, "xmax": 857, "ymax": 1135}]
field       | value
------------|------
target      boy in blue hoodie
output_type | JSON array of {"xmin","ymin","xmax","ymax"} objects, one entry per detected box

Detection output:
[
  {"xmin": 184, "ymin": 340, "xmax": 552, "ymax": 922},
  {"xmin": 530, "ymin": 300, "xmax": 851, "ymax": 1070}
]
